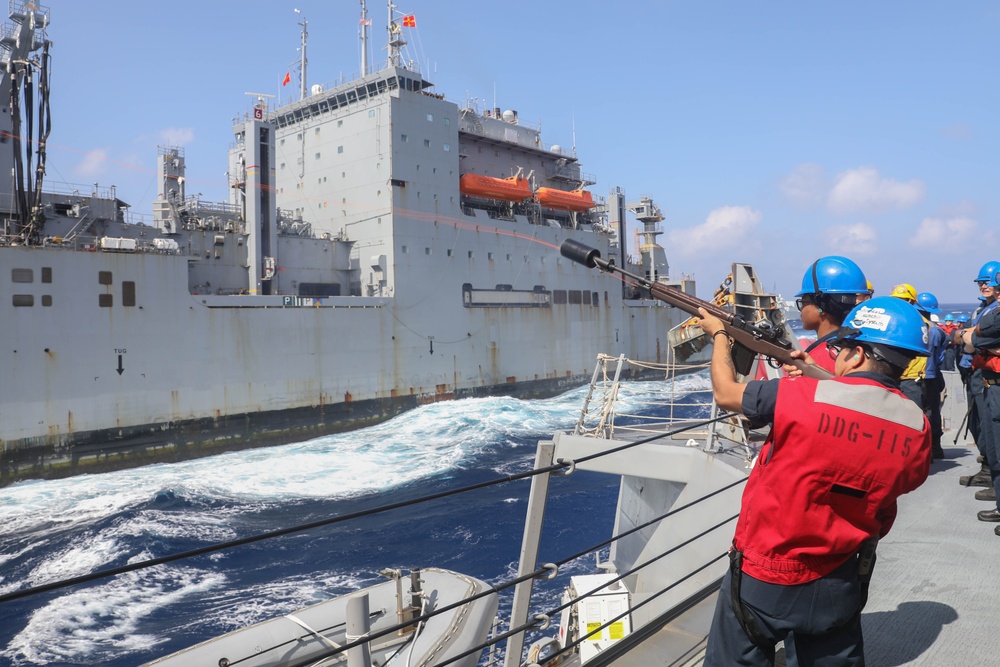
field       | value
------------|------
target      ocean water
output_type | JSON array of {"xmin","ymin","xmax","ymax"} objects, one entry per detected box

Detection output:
[{"xmin": 0, "ymin": 371, "xmax": 715, "ymax": 666}]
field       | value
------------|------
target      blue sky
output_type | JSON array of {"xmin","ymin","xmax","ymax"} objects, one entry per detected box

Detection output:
[{"xmin": 42, "ymin": 1, "xmax": 998, "ymax": 302}]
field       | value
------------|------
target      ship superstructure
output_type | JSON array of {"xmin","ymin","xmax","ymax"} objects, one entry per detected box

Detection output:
[{"xmin": 0, "ymin": 2, "xmax": 693, "ymax": 485}]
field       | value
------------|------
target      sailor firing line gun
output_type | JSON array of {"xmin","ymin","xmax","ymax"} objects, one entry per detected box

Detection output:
[{"xmin": 559, "ymin": 239, "xmax": 833, "ymax": 381}]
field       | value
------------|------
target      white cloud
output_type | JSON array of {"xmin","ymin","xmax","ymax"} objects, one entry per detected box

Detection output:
[
  {"xmin": 827, "ymin": 166, "xmax": 925, "ymax": 214},
  {"xmin": 779, "ymin": 163, "xmax": 826, "ymax": 207},
  {"xmin": 668, "ymin": 205, "xmax": 762, "ymax": 256},
  {"xmin": 910, "ymin": 216, "xmax": 978, "ymax": 252},
  {"xmin": 73, "ymin": 148, "xmax": 110, "ymax": 179},
  {"xmin": 157, "ymin": 127, "xmax": 195, "ymax": 146},
  {"xmin": 823, "ymin": 222, "xmax": 877, "ymax": 256}
]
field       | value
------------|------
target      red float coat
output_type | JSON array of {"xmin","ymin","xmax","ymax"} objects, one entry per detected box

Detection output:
[{"xmin": 733, "ymin": 375, "xmax": 931, "ymax": 586}]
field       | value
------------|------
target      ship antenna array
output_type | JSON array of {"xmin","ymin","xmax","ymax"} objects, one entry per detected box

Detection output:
[
  {"xmin": 244, "ymin": 91, "xmax": 276, "ymax": 116},
  {"xmin": 359, "ymin": 0, "xmax": 370, "ymax": 76},
  {"xmin": 294, "ymin": 8, "xmax": 308, "ymax": 99}
]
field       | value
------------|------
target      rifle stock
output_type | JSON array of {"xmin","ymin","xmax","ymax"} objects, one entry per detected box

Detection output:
[{"xmin": 560, "ymin": 239, "xmax": 832, "ymax": 380}]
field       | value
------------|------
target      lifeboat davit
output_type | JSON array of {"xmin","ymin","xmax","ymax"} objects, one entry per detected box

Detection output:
[
  {"xmin": 534, "ymin": 187, "xmax": 595, "ymax": 213},
  {"xmin": 459, "ymin": 174, "xmax": 532, "ymax": 202}
]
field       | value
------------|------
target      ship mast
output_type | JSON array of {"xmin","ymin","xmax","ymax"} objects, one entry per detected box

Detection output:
[
  {"xmin": 360, "ymin": 0, "xmax": 370, "ymax": 76},
  {"xmin": 386, "ymin": 0, "xmax": 405, "ymax": 68},
  {"xmin": 295, "ymin": 8, "xmax": 308, "ymax": 99}
]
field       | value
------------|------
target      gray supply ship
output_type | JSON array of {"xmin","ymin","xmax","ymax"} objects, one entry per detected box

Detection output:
[{"xmin": 0, "ymin": 2, "xmax": 694, "ymax": 486}]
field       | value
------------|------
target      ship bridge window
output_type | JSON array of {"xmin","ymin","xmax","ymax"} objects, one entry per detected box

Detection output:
[
  {"xmin": 424, "ymin": 139, "xmax": 430, "ymax": 147},
  {"xmin": 99, "ymin": 294, "xmax": 113, "ymax": 308},
  {"xmin": 568, "ymin": 290, "xmax": 583, "ymax": 305},
  {"xmin": 42, "ymin": 267, "xmax": 52, "ymax": 283},
  {"xmin": 443, "ymin": 117, "xmax": 450, "ymax": 126},
  {"xmin": 443, "ymin": 143, "xmax": 451, "ymax": 152},
  {"xmin": 12, "ymin": 294, "xmax": 33, "ymax": 306},
  {"xmin": 426, "ymin": 113, "xmax": 433, "ymax": 122},
  {"xmin": 42, "ymin": 295, "xmax": 52, "ymax": 307},
  {"xmin": 401, "ymin": 134, "xmax": 408, "ymax": 142},
  {"xmin": 98, "ymin": 271, "xmax": 112, "ymax": 286},
  {"xmin": 11, "ymin": 268, "xmax": 32, "ymax": 283},
  {"xmin": 553, "ymin": 290, "xmax": 567, "ymax": 305}
]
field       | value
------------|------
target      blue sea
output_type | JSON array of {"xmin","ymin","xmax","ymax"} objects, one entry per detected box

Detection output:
[{"xmin": 0, "ymin": 370, "xmax": 715, "ymax": 666}]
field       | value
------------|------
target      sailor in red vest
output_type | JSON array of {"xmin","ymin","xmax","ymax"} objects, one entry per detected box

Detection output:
[
  {"xmin": 698, "ymin": 296, "xmax": 932, "ymax": 666},
  {"xmin": 792, "ymin": 256, "xmax": 869, "ymax": 374}
]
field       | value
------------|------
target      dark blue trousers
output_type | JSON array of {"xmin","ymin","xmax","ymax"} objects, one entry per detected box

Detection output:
[
  {"xmin": 704, "ymin": 557, "xmax": 864, "ymax": 666},
  {"xmin": 983, "ymin": 380, "xmax": 1000, "ymax": 511}
]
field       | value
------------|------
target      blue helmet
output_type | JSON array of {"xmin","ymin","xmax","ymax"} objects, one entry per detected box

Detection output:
[
  {"xmin": 835, "ymin": 296, "xmax": 929, "ymax": 367},
  {"xmin": 795, "ymin": 256, "xmax": 868, "ymax": 296},
  {"xmin": 957, "ymin": 314, "xmax": 970, "ymax": 323},
  {"xmin": 916, "ymin": 292, "xmax": 941, "ymax": 315},
  {"xmin": 976, "ymin": 261, "xmax": 1000, "ymax": 286},
  {"xmin": 944, "ymin": 313, "xmax": 955, "ymax": 322}
]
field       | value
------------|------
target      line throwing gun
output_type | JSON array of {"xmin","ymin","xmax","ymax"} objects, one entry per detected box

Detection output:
[{"xmin": 559, "ymin": 239, "xmax": 832, "ymax": 380}]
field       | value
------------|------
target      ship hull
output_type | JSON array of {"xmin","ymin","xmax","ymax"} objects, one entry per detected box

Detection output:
[{"xmin": 0, "ymin": 244, "xmax": 680, "ymax": 485}]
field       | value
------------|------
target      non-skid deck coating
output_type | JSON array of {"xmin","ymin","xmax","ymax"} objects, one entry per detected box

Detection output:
[{"xmin": 615, "ymin": 373, "xmax": 999, "ymax": 666}]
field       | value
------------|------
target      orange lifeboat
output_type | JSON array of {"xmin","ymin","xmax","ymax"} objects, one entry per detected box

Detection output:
[
  {"xmin": 459, "ymin": 174, "xmax": 533, "ymax": 202},
  {"xmin": 534, "ymin": 187, "xmax": 595, "ymax": 212}
]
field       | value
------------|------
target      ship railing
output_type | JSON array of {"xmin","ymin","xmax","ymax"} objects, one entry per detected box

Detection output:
[{"xmin": 573, "ymin": 352, "xmax": 751, "ymax": 458}]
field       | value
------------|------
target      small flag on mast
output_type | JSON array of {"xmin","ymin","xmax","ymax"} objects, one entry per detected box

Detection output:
[
  {"xmin": 359, "ymin": 17, "xmax": 372, "ymax": 26},
  {"xmin": 402, "ymin": 14, "xmax": 416, "ymax": 27},
  {"xmin": 282, "ymin": 72, "xmax": 291, "ymax": 87}
]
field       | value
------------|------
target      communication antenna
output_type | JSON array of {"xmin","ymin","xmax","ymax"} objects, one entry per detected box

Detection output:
[
  {"xmin": 294, "ymin": 8, "xmax": 308, "ymax": 99},
  {"xmin": 359, "ymin": 0, "xmax": 371, "ymax": 76}
]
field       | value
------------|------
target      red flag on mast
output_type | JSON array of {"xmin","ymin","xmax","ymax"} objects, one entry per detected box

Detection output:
[
  {"xmin": 282, "ymin": 72, "xmax": 291, "ymax": 86},
  {"xmin": 402, "ymin": 14, "xmax": 416, "ymax": 27}
]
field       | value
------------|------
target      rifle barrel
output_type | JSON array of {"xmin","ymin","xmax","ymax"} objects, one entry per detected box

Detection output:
[{"xmin": 559, "ymin": 239, "xmax": 832, "ymax": 380}]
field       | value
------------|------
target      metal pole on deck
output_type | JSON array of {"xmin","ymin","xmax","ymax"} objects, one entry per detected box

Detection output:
[
  {"xmin": 346, "ymin": 592, "xmax": 372, "ymax": 667},
  {"xmin": 504, "ymin": 441, "xmax": 556, "ymax": 667}
]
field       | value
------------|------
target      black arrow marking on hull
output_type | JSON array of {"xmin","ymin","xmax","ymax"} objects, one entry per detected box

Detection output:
[{"xmin": 117, "ymin": 354, "xmax": 124, "ymax": 375}]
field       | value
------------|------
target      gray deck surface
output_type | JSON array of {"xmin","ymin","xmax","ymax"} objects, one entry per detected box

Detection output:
[{"xmin": 612, "ymin": 375, "xmax": 1000, "ymax": 665}]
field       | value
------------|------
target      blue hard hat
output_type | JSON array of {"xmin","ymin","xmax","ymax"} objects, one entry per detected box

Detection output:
[
  {"xmin": 944, "ymin": 313, "xmax": 955, "ymax": 322},
  {"xmin": 835, "ymin": 296, "xmax": 929, "ymax": 366},
  {"xmin": 975, "ymin": 261, "xmax": 1000, "ymax": 286},
  {"xmin": 916, "ymin": 292, "xmax": 941, "ymax": 315},
  {"xmin": 795, "ymin": 256, "xmax": 868, "ymax": 296},
  {"xmin": 957, "ymin": 314, "xmax": 970, "ymax": 323}
]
